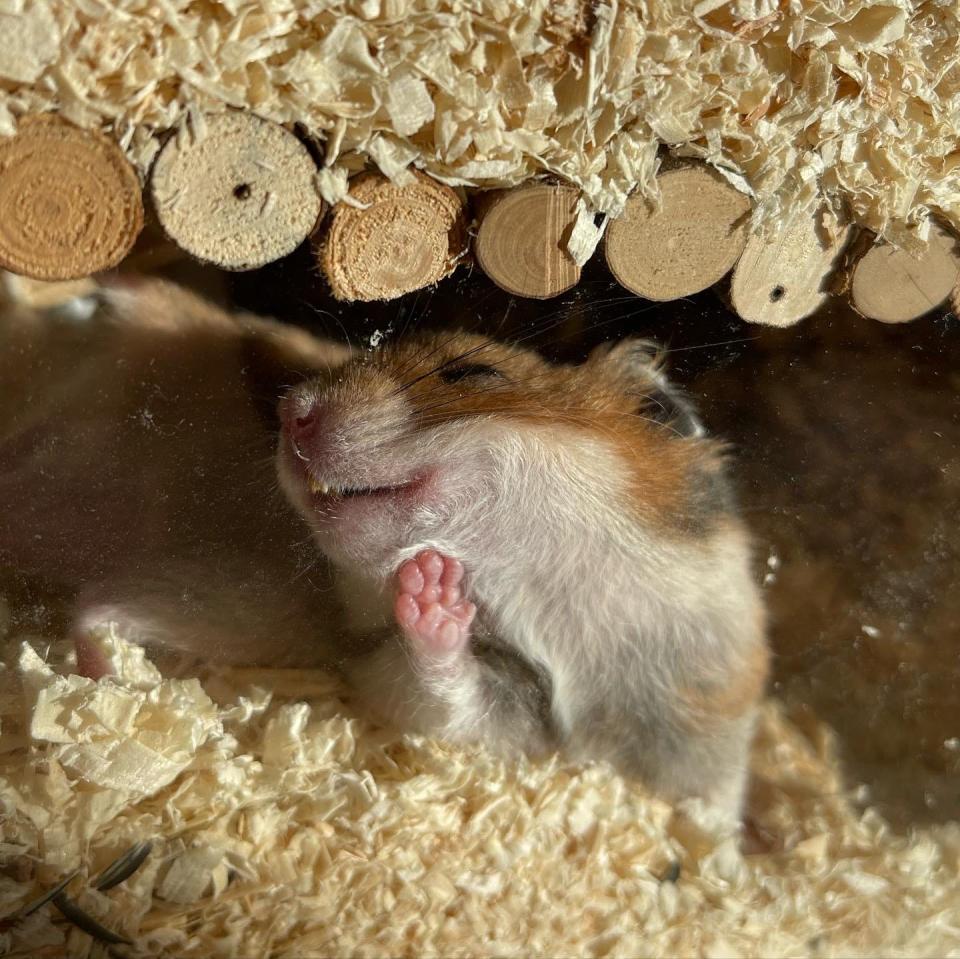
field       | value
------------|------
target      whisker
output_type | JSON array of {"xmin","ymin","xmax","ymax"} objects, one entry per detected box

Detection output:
[
  {"xmin": 662, "ymin": 335, "xmax": 760, "ymax": 353},
  {"xmin": 297, "ymin": 298, "xmax": 355, "ymax": 350}
]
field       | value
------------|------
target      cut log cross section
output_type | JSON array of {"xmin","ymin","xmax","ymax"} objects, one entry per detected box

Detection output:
[
  {"xmin": 730, "ymin": 206, "xmax": 852, "ymax": 327},
  {"xmin": 318, "ymin": 171, "xmax": 468, "ymax": 302},
  {"xmin": 474, "ymin": 183, "xmax": 581, "ymax": 299},
  {"xmin": 605, "ymin": 164, "xmax": 751, "ymax": 301},
  {"xmin": 850, "ymin": 224, "xmax": 960, "ymax": 323},
  {"xmin": 0, "ymin": 115, "xmax": 143, "ymax": 281},
  {"xmin": 151, "ymin": 112, "xmax": 323, "ymax": 271}
]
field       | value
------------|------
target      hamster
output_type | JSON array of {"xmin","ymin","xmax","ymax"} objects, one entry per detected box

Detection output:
[
  {"xmin": 0, "ymin": 278, "xmax": 349, "ymax": 674},
  {"xmin": 277, "ymin": 332, "xmax": 769, "ymax": 821}
]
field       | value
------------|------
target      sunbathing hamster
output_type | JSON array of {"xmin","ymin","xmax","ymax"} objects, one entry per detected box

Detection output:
[{"xmin": 277, "ymin": 333, "xmax": 769, "ymax": 821}]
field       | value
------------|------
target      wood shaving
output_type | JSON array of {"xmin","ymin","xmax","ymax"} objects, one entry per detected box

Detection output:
[
  {"xmin": 1, "ymin": 0, "xmax": 957, "ymax": 250},
  {"xmin": 0, "ymin": 0, "xmax": 58, "ymax": 84},
  {"xmin": 2, "ymin": 624, "xmax": 959, "ymax": 957}
]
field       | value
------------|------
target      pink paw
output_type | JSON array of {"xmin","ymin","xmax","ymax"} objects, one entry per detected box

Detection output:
[{"xmin": 394, "ymin": 550, "xmax": 476, "ymax": 658}]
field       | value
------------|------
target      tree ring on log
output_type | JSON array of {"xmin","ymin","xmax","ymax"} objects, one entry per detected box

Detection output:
[
  {"xmin": 730, "ymin": 207, "xmax": 852, "ymax": 327},
  {"xmin": 0, "ymin": 114, "xmax": 143, "ymax": 281},
  {"xmin": 850, "ymin": 224, "xmax": 960, "ymax": 323},
  {"xmin": 150, "ymin": 112, "xmax": 322, "ymax": 271},
  {"xmin": 474, "ymin": 182, "xmax": 581, "ymax": 299},
  {"xmin": 604, "ymin": 165, "xmax": 750, "ymax": 301},
  {"xmin": 318, "ymin": 171, "xmax": 467, "ymax": 302}
]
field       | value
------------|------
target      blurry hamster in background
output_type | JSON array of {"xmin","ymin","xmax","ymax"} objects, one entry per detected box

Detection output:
[
  {"xmin": 0, "ymin": 275, "xmax": 349, "ymax": 669},
  {"xmin": 1, "ymin": 277, "xmax": 767, "ymax": 823}
]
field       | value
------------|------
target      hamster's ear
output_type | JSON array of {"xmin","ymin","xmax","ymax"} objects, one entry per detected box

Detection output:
[
  {"xmin": 590, "ymin": 337, "xmax": 706, "ymax": 439},
  {"xmin": 589, "ymin": 337, "xmax": 662, "ymax": 374}
]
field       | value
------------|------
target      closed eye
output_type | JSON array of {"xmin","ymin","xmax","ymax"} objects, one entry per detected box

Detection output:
[{"xmin": 438, "ymin": 362, "xmax": 503, "ymax": 384}]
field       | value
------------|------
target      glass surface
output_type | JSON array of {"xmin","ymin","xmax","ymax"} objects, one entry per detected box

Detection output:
[{"xmin": 3, "ymin": 243, "xmax": 958, "ymax": 835}]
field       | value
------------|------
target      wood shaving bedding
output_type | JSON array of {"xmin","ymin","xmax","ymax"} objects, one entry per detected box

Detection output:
[
  {"xmin": 2, "ymin": 1, "xmax": 959, "ymax": 254},
  {"xmin": 1, "ymin": 620, "xmax": 959, "ymax": 958}
]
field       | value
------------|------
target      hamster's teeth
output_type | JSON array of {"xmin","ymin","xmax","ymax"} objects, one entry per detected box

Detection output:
[{"xmin": 308, "ymin": 476, "xmax": 330, "ymax": 495}]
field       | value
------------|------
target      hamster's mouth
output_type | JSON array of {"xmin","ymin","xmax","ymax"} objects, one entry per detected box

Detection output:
[
  {"xmin": 304, "ymin": 471, "xmax": 430, "ymax": 511},
  {"xmin": 279, "ymin": 437, "xmax": 433, "ymax": 521},
  {"xmin": 307, "ymin": 476, "xmax": 415, "ymax": 499}
]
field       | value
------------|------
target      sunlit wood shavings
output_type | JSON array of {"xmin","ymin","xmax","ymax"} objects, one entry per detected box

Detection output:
[
  {"xmin": 566, "ymin": 198, "xmax": 607, "ymax": 267},
  {"xmin": 0, "ymin": 0, "xmax": 59, "ymax": 84},
  {"xmin": 157, "ymin": 844, "xmax": 228, "ymax": 904},
  {"xmin": 21, "ymin": 639, "xmax": 223, "ymax": 797},
  {"xmin": 2, "ymin": 626, "xmax": 960, "ymax": 957},
  {"xmin": 0, "ymin": 0, "xmax": 955, "ymax": 254}
]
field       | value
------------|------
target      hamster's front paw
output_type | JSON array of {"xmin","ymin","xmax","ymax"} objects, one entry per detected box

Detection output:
[{"xmin": 394, "ymin": 549, "xmax": 476, "ymax": 660}]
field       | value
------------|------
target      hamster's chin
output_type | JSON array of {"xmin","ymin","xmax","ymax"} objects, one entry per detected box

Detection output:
[
  {"xmin": 278, "ymin": 458, "xmax": 439, "ymax": 568},
  {"xmin": 306, "ymin": 492, "xmax": 434, "ymax": 572},
  {"xmin": 311, "ymin": 471, "xmax": 427, "ymax": 526}
]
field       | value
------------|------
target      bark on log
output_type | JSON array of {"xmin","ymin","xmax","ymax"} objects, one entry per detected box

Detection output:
[
  {"xmin": 474, "ymin": 182, "xmax": 581, "ymax": 299},
  {"xmin": 604, "ymin": 164, "xmax": 750, "ymax": 301},
  {"xmin": 0, "ymin": 115, "xmax": 143, "ymax": 280},
  {"xmin": 849, "ymin": 224, "xmax": 960, "ymax": 323},
  {"xmin": 318, "ymin": 171, "xmax": 468, "ymax": 302},
  {"xmin": 730, "ymin": 206, "xmax": 852, "ymax": 326},
  {"xmin": 150, "ymin": 112, "xmax": 323, "ymax": 271}
]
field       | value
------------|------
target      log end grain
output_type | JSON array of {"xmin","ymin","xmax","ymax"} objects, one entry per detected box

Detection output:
[
  {"xmin": 474, "ymin": 183, "xmax": 581, "ymax": 299},
  {"xmin": 151, "ymin": 111, "xmax": 323, "ymax": 272},
  {"xmin": 318, "ymin": 171, "xmax": 467, "ymax": 302},
  {"xmin": 730, "ymin": 208, "xmax": 852, "ymax": 327},
  {"xmin": 850, "ymin": 225, "xmax": 960, "ymax": 323},
  {"xmin": 605, "ymin": 165, "xmax": 750, "ymax": 301},
  {"xmin": 0, "ymin": 115, "xmax": 143, "ymax": 281}
]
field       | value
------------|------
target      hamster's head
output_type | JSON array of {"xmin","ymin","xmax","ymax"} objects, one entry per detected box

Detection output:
[{"xmin": 277, "ymin": 332, "xmax": 728, "ymax": 575}]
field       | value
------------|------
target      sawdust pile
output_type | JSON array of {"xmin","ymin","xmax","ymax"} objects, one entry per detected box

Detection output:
[
  {"xmin": 2, "ymin": 619, "xmax": 959, "ymax": 958},
  {"xmin": 2, "ymin": 1, "xmax": 959, "ymax": 251}
]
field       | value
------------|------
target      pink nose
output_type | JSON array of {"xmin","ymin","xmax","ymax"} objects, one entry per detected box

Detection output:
[
  {"xmin": 282, "ymin": 397, "xmax": 328, "ymax": 458},
  {"xmin": 293, "ymin": 409, "xmax": 318, "ymax": 440}
]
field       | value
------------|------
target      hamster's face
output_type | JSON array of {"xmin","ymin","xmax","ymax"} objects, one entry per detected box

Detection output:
[{"xmin": 277, "ymin": 332, "xmax": 722, "ymax": 574}]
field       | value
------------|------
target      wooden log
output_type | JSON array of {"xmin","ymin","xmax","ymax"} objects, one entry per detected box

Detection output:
[
  {"xmin": 150, "ymin": 112, "xmax": 323, "ymax": 271},
  {"xmin": 318, "ymin": 171, "xmax": 467, "ymax": 302},
  {"xmin": 0, "ymin": 115, "xmax": 143, "ymax": 281},
  {"xmin": 849, "ymin": 224, "xmax": 960, "ymax": 323},
  {"xmin": 730, "ymin": 206, "xmax": 852, "ymax": 327},
  {"xmin": 604, "ymin": 164, "xmax": 750, "ymax": 301},
  {"xmin": 474, "ymin": 182, "xmax": 581, "ymax": 299}
]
